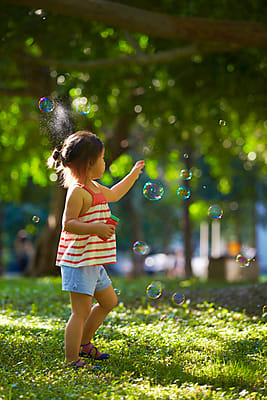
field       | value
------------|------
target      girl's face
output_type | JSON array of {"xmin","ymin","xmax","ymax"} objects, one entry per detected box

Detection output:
[{"xmin": 88, "ymin": 147, "xmax": 105, "ymax": 179}]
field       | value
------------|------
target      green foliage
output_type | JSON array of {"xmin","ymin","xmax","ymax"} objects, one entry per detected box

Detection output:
[
  {"xmin": 109, "ymin": 154, "xmax": 133, "ymax": 179},
  {"xmin": 0, "ymin": 0, "xmax": 267, "ymax": 259},
  {"xmin": 0, "ymin": 277, "xmax": 266, "ymax": 399}
]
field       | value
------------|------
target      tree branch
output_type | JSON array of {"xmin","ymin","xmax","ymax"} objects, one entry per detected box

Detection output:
[
  {"xmin": 3, "ymin": 0, "xmax": 267, "ymax": 47},
  {"xmin": 22, "ymin": 42, "xmax": 243, "ymax": 71}
]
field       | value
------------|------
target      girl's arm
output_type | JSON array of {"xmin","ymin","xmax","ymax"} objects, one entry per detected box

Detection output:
[
  {"xmin": 96, "ymin": 160, "xmax": 145, "ymax": 202},
  {"xmin": 63, "ymin": 187, "xmax": 115, "ymax": 238}
]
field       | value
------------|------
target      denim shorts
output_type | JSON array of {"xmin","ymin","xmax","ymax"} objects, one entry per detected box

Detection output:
[{"xmin": 61, "ymin": 265, "xmax": 112, "ymax": 296}]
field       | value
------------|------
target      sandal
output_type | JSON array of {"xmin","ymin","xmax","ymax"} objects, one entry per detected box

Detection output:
[{"xmin": 80, "ymin": 343, "xmax": 109, "ymax": 360}]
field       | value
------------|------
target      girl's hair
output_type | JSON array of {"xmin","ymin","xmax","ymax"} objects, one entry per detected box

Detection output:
[{"xmin": 48, "ymin": 131, "xmax": 104, "ymax": 187}]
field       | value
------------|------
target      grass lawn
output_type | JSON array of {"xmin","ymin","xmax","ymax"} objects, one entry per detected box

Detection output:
[{"xmin": 0, "ymin": 275, "xmax": 266, "ymax": 399}]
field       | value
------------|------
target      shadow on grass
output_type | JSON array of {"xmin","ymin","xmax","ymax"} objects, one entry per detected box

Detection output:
[
  {"xmin": 0, "ymin": 276, "xmax": 266, "ymax": 398},
  {"xmin": 0, "ymin": 320, "xmax": 265, "ymax": 399}
]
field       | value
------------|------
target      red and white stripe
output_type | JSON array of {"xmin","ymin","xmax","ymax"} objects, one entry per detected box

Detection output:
[{"xmin": 56, "ymin": 187, "xmax": 116, "ymax": 268}]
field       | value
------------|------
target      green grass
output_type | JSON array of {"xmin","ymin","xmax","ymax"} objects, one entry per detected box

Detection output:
[{"xmin": 0, "ymin": 276, "xmax": 266, "ymax": 399}]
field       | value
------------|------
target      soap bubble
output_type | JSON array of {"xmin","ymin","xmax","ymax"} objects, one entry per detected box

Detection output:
[
  {"xmin": 219, "ymin": 119, "xmax": 227, "ymax": 126},
  {"xmin": 38, "ymin": 97, "xmax": 55, "ymax": 113},
  {"xmin": 146, "ymin": 283, "xmax": 162, "ymax": 299},
  {"xmin": 72, "ymin": 97, "xmax": 90, "ymax": 115},
  {"xmin": 180, "ymin": 169, "xmax": 192, "ymax": 180},
  {"xmin": 171, "ymin": 293, "xmax": 185, "ymax": 305},
  {"xmin": 177, "ymin": 186, "xmax": 191, "ymax": 200},
  {"xmin": 208, "ymin": 206, "xmax": 223, "ymax": 219},
  {"xmin": 236, "ymin": 254, "xmax": 250, "ymax": 268},
  {"xmin": 114, "ymin": 288, "xmax": 121, "ymax": 296},
  {"xmin": 184, "ymin": 153, "xmax": 189, "ymax": 159},
  {"xmin": 133, "ymin": 241, "xmax": 150, "ymax": 255},
  {"xmin": 143, "ymin": 182, "xmax": 164, "ymax": 201},
  {"xmin": 32, "ymin": 216, "xmax": 40, "ymax": 223}
]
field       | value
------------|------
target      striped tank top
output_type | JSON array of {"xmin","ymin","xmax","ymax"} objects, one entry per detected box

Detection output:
[{"xmin": 56, "ymin": 184, "xmax": 116, "ymax": 268}]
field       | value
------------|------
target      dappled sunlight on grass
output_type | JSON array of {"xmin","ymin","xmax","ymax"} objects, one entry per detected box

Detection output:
[{"xmin": 0, "ymin": 277, "xmax": 266, "ymax": 399}]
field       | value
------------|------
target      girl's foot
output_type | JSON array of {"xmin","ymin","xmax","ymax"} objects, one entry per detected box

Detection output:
[
  {"xmin": 80, "ymin": 342, "xmax": 109, "ymax": 360},
  {"xmin": 65, "ymin": 359, "xmax": 101, "ymax": 370}
]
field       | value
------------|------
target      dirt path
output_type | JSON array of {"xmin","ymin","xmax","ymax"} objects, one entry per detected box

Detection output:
[{"xmin": 179, "ymin": 283, "xmax": 267, "ymax": 316}]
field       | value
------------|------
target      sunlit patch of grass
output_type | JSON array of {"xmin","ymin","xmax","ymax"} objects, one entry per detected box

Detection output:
[{"xmin": 0, "ymin": 277, "xmax": 266, "ymax": 399}]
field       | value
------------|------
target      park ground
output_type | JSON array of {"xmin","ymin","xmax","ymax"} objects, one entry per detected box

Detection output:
[{"xmin": 0, "ymin": 275, "xmax": 266, "ymax": 400}]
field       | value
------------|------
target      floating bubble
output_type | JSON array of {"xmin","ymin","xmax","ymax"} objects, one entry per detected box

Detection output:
[
  {"xmin": 184, "ymin": 153, "xmax": 189, "ymax": 159},
  {"xmin": 114, "ymin": 288, "xmax": 121, "ymax": 296},
  {"xmin": 208, "ymin": 206, "xmax": 223, "ymax": 220},
  {"xmin": 171, "ymin": 293, "xmax": 185, "ymax": 305},
  {"xmin": 202, "ymin": 185, "xmax": 207, "ymax": 190},
  {"xmin": 219, "ymin": 119, "xmax": 227, "ymax": 126},
  {"xmin": 143, "ymin": 182, "xmax": 164, "ymax": 201},
  {"xmin": 73, "ymin": 97, "xmax": 90, "ymax": 115},
  {"xmin": 235, "ymin": 254, "xmax": 250, "ymax": 268},
  {"xmin": 133, "ymin": 241, "xmax": 150, "ymax": 255},
  {"xmin": 32, "ymin": 216, "xmax": 40, "ymax": 223},
  {"xmin": 180, "ymin": 169, "xmax": 192, "ymax": 180},
  {"xmin": 38, "ymin": 97, "xmax": 55, "ymax": 113},
  {"xmin": 177, "ymin": 186, "xmax": 191, "ymax": 200},
  {"xmin": 146, "ymin": 283, "xmax": 162, "ymax": 299}
]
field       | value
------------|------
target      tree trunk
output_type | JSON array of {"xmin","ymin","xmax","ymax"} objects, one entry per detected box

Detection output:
[
  {"xmin": 182, "ymin": 148, "xmax": 193, "ymax": 279},
  {"xmin": 183, "ymin": 197, "xmax": 193, "ymax": 279},
  {"xmin": 126, "ymin": 193, "xmax": 145, "ymax": 277},
  {"xmin": 25, "ymin": 184, "xmax": 66, "ymax": 276},
  {"xmin": 0, "ymin": 207, "xmax": 3, "ymax": 276}
]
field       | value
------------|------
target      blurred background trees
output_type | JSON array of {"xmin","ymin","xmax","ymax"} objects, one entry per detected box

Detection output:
[{"xmin": 0, "ymin": 0, "xmax": 267, "ymax": 277}]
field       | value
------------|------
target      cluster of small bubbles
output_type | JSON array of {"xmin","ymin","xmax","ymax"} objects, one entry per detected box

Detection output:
[
  {"xmin": 183, "ymin": 153, "xmax": 189, "ymax": 159},
  {"xmin": 171, "ymin": 293, "xmax": 185, "ymax": 305},
  {"xmin": 72, "ymin": 97, "xmax": 90, "ymax": 115},
  {"xmin": 180, "ymin": 169, "xmax": 192, "ymax": 180},
  {"xmin": 32, "ymin": 216, "xmax": 40, "ymax": 223},
  {"xmin": 132, "ymin": 241, "xmax": 150, "ymax": 255},
  {"xmin": 160, "ymin": 314, "xmax": 179, "ymax": 322},
  {"xmin": 235, "ymin": 254, "xmax": 250, "ymax": 268},
  {"xmin": 146, "ymin": 283, "xmax": 162, "ymax": 299},
  {"xmin": 38, "ymin": 97, "xmax": 55, "ymax": 113},
  {"xmin": 143, "ymin": 182, "xmax": 164, "ymax": 201},
  {"xmin": 219, "ymin": 119, "xmax": 227, "ymax": 126},
  {"xmin": 208, "ymin": 206, "xmax": 223, "ymax": 220},
  {"xmin": 114, "ymin": 288, "xmax": 121, "ymax": 296},
  {"xmin": 177, "ymin": 186, "xmax": 191, "ymax": 200}
]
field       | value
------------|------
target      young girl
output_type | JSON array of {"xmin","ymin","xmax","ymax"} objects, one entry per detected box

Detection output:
[{"xmin": 48, "ymin": 130, "xmax": 144, "ymax": 369}]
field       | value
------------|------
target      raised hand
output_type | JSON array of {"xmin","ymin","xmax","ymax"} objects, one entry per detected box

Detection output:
[{"xmin": 131, "ymin": 160, "xmax": 145, "ymax": 179}]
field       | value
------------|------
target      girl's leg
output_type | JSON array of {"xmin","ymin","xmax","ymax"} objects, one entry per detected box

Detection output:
[
  {"xmin": 65, "ymin": 292, "xmax": 92, "ymax": 363},
  {"xmin": 81, "ymin": 285, "xmax": 117, "ymax": 345}
]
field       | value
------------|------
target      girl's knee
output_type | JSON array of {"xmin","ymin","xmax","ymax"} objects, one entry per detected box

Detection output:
[
  {"xmin": 104, "ymin": 295, "xmax": 118, "ymax": 313},
  {"xmin": 110, "ymin": 296, "xmax": 118, "ymax": 311},
  {"xmin": 71, "ymin": 309, "xmax": 90, "ymax": 322}
]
